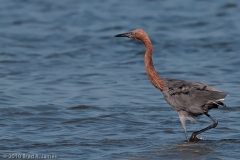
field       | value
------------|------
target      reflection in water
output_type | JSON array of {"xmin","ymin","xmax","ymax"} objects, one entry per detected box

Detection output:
[{"xmin": 129, "ymin": 139, "xmax": 240, "ymax": 160}]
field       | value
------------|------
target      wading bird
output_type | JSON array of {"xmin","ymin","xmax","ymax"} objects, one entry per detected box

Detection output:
[{"xmin": 115, "ymin": 29, "xmax": 227, "ymax": 142}]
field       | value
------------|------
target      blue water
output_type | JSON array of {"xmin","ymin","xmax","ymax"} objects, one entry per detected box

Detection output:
[{"xmin": 0, "ymin": 0, "xmax": 240, "ymax": 159}]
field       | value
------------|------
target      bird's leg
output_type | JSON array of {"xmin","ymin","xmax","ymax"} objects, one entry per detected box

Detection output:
[
  {"xmin": 189, "ymin": 113, "xmax": 218, "ymax": 142},
  {"xmin": 184, "ymin": 128, "xmax": 189, "ymax": 142},
  {"xmin": 178, "ymin": 111, "xmax": 189, "ymax": 142}
]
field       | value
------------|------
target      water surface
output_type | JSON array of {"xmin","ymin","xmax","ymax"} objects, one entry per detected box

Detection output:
[{"xmin": 0, "ymin": 0, "xmax": 240, "ymax": 159}]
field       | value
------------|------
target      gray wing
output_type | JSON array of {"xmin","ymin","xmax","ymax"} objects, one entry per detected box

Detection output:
[{"xmin": 162, "ymin": 78, "xmax": 227, "ymax": 115}]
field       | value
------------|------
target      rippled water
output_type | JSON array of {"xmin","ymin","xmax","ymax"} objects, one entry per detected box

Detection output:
[{"xmin": 0, "ymin": 0, "xmax": 240, "ymax": 159}]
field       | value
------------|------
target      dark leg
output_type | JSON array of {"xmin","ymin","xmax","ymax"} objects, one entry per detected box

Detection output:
[{"xmin": 189, "ymin": 113, "xmax": 218, "ymax": 142}]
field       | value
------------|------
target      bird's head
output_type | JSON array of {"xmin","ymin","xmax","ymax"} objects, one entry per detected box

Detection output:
[{"xmin": 114, "ymin": 29, "xmax": 147, "ymax": 40}]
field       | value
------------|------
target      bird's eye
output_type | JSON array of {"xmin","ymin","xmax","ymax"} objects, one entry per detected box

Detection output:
[{"xmin": 130, "ymin": 32, "xmax": 135, "ymax": 36}]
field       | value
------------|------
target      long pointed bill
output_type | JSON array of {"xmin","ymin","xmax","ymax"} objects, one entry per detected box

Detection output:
[{"xmin": 114, "ymin": 32, "xmax": 131, "ymax": 37}]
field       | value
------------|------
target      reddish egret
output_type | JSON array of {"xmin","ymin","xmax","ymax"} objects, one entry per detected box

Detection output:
[{"xmin": 115, "ymin": 29, "xmax": 227, "ymax": 142}]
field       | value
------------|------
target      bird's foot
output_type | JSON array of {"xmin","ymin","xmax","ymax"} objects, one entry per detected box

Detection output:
[{"xmin": 189, "ymin": 134, "xmax": 201, "ymax": 142}]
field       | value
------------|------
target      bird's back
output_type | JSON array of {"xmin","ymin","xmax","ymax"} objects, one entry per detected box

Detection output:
[{"xmin": 162, "ymin": 79, "xmax": 227, "ymax": 116}]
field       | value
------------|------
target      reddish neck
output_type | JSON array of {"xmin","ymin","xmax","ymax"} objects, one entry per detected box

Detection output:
[{"xmin": 142, "ymin": 36, "xmax": 165, "ymax": 91}]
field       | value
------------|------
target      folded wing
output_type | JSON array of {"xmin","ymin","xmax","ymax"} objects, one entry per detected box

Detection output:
[{"xmin": 162, "ymin": 79, "xmax": 227, "ymax": 115}]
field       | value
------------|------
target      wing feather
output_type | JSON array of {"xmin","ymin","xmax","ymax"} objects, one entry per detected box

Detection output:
[{"xmin": 162, "ymin": 79, "xmax": 227, "ymax": 115}]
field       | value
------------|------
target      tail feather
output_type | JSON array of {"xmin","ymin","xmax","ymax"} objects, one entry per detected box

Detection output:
[
  {"xmin": 216, "ymin": 101, "xmax": 227, "ymax": 107},
  {"xmin": 203, "ymin": 99, "xmax": 227, "ymax": 112}
]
